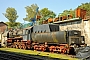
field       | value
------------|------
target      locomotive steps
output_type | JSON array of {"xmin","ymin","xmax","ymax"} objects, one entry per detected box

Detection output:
[{"xmin": 0, "ymin": 48, "xmax": 78, "ymax": 60}]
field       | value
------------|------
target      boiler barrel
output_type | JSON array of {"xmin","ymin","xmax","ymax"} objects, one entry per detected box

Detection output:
[{"xmin": 31, "ymin": 31, "xmax": 66, "ymax": 44}]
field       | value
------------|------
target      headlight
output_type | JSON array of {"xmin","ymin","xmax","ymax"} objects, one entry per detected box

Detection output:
[
  {"xmin": 81, "ymin": 41, "xmax": 84, "ymax": 43},
  {"xmin": 71, "ymin": 41, "xmax": 74, "ymax": 43}
]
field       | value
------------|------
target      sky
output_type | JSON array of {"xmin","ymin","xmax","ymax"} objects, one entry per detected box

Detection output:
[{"xmin": 0, "ymin": 0, "xmax": 90, "ymax": 23}]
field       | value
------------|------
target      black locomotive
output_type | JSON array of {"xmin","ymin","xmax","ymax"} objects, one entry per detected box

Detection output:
[
  {"xmin": 6, "ymin": 24, "xmax": 85, "ymax": 54},
  {"xmin": 23, "ymin": 24, "xmax": 84, "ymax": 46}
]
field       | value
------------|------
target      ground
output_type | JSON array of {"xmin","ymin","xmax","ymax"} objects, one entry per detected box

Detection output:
[{"xmin": 0, "ymin": 48, "xmax": 78, "ymax": 60}]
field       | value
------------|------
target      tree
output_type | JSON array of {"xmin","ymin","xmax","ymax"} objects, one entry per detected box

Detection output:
[
  {"xmin": 5, "ymin": 22, "xmax": 21, "ymax": 29},
  {"xmin": 40, "ymin": 8, "xmax": 56, "ymax": 20},
  {"xmin": 58, "ymin": 9, "xmax": 75, "ymax": 18},
  {"xmin": 39, "ymin": 8, "xmax": 56, "ymax": 24},
  {"xmin": 3, "ymin": 7, "xmax": 20, "ymax": 28},
  {"xmin": 59, "ymin": 2, "xmax": 90, "ymax": 18},
  {"xmin": 77, "ymin": 2, "xmax": 90, "ymax": 16},
  {"xmin": 23, "ymin": 4, "xmax": 39, "ymax": 22},
  {"xmin": 3, "ymin": 7, "xmax": 18, "ymax": 23}
]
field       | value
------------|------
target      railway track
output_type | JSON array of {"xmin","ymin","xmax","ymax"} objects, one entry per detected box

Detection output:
[
  {"xmin": 0, "ymin": 50, "xmax": 61, "ymax": 60},
  {"xmin": 0, "ymin": 51, "xmax": 45, "ymax": 60}
]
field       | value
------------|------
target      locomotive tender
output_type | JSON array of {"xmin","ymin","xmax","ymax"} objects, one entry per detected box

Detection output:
[{"xmin": 6, "ymin": 24, "xmax": 85, "ymax": 54}]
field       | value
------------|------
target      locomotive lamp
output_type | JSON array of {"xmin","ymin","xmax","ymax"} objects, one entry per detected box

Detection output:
[
  {"xmin": 74, "ymin": 32, "xmax": 78, "ymax": 34},
  {"xmin": 71, "ymin": 41, "xmax": 75, "ymax": 43},
  {"xmin": 81, "ymin": 41, "xmax": 84, "ymax": 43}
]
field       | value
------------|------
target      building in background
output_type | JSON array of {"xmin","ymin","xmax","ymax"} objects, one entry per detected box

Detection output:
[
  {"xmin": 0, "ymin": 22, "xmax": 8, "ymax": 33},
  {"xmin": 0, "ymin": 22, "xmax": 8, "ymax": 47},
  {"xmin": 54, "ymin": 18, "xmax": 90, "ymax": 46}
]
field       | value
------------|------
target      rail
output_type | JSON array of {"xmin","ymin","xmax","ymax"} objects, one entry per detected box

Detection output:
[{"xmin": 0, "ymin": 51, "xmax": 43, "ymax": 60}]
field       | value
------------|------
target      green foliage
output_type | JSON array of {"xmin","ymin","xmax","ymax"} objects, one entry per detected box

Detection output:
[
  {"xmin": 3, "ymin": 7, "xmax": 18, "ymax": 23},
  {"xmin": 78, "ymin": 2, "xmax": 90, "ymax": 16},
  {"xmin": 59, "ymin": 2, "xmax": 90, "ymax": 18},
  {"xmin": 23, "ymin": 4, "xmax": 39, "ymax": 22},
  {"xmin": 5, "ymin": 22, "xmax": 21, "ymax": 29},
  {"xmin": 40, "ymin": 8, "xmax": 56, "ymax": 20},
  {"xmin": 58, "ymin": 9, "xmax": 75, "ymax": 18},
  {"xmin": 3, "ymin": 7, "xmax": 19, "ymax": 28}
]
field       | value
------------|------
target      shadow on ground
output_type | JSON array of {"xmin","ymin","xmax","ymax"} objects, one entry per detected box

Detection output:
[{"xmin": 0, "ymin": 50, "xmax": 69, "ymax": 60}]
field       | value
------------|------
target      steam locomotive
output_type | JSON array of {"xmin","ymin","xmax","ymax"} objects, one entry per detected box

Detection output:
[
  {"xmin": 23, "ymin": 24, "xmax": 84, "ymax": 45},
  {"xmin": 6, "ymin": 24, "xmax": 85, "ymax": 54}
]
